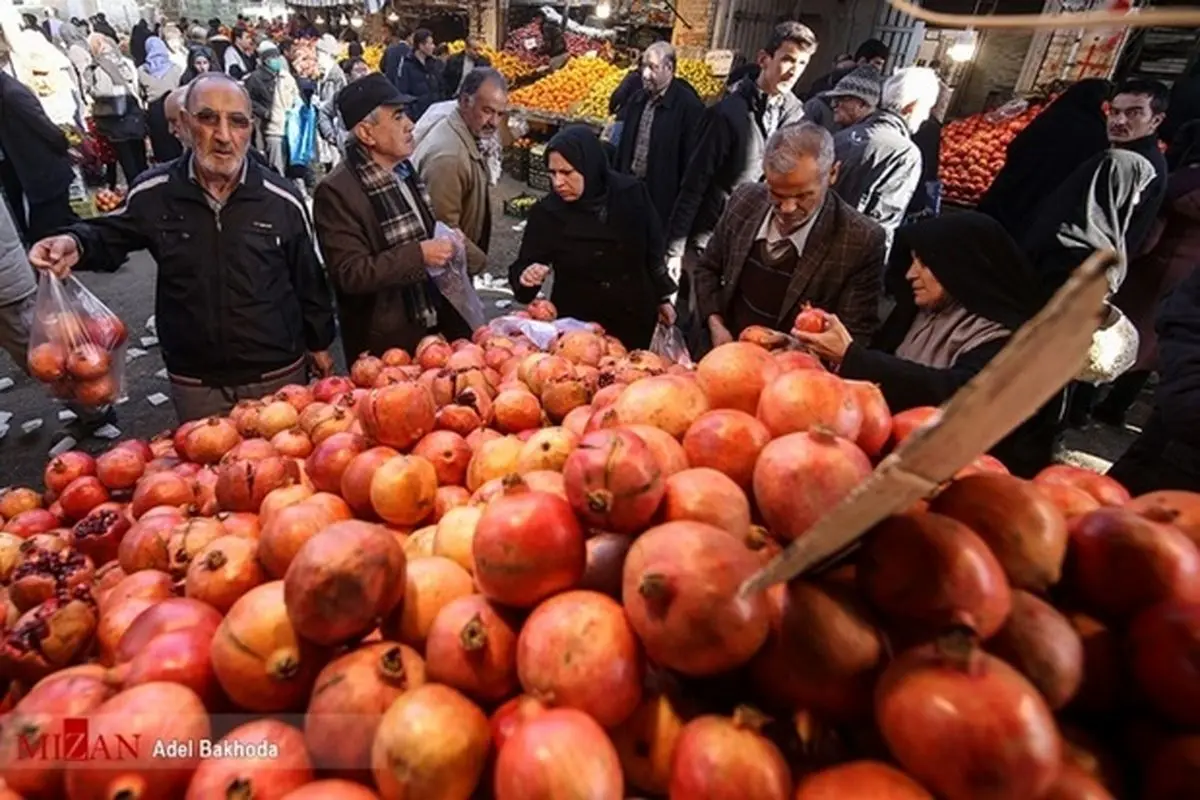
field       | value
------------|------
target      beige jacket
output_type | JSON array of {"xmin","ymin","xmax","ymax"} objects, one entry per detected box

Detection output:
[{"xmin": 413, "ymin": 108, "xmax": 490, "ymax": 274}]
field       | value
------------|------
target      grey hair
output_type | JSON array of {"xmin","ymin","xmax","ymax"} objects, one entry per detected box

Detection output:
[
  {"xmin": 763, "ymin": 122, "xmax": 835, "ymax": 175},
  {"xmin": 642, "ymin": 41, "xmax": 676, "ymax": 72},
  {"xmin": 459, "ymin": 67, "xmax": 508, "ymax": 101},
  {"xmin": 185, "ymin": 72, "xmax": 251, "ymax": 112},
  {"xmin": 187, "ymin": 25, "xmax": 208, "ymax": 41},
  {"xmin": 880, "ymin": 67, "xmax": 940, "ymax": 114}
]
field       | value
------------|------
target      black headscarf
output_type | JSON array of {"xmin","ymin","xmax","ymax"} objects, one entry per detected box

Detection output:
[
  {"xmin": 131, "ymin": 19, "xmax": 151, "ymax": 66},
  {"xmin": 544, "ymin": 125, "xmax": 611, "ymax": 215},
  {"xmin": 977, "ymin": 79, "xmax": 1112, "ymax": 236},
  {"xmin": 180, "ymin": 45, "xmax": 218, "ymax": 85},
  {"xmin": 887, "ymin": 211, "xmax": 1043, "ymax": 331}
]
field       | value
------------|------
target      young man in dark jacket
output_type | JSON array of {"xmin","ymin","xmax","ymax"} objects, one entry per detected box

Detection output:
[
  {"xmin": 28, "ymin": 74, "xmax": 336, "ymax": 423},
  {"xmin": 396, "ymin": 29, "xmax": 441, "ymax": 121}
]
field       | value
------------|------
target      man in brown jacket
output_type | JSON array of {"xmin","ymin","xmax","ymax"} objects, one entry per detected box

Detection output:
[
  {"xmin": 413, "ymin": 67, "xmax": 507, "ymax": 274},
  {"xmin": 695, "ymin": 122, "xmax": 885, "ymax": 349},
  {"xmin": 312, "ymin": 73, "xmax": 465, "ymax": 362}
]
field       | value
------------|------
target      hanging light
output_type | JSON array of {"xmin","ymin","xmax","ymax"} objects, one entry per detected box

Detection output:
[
  {"xmin": 350, "ymin": 14, "xmax": 364, "ymax": 28},
  {"xmin": 948, "ymin": 30, "xmax": 977, "ymax": 63},
  {"xmin": 596, "ymin": 1, "xmax": 612, "ymax": 18},
  {"xmin": 315, "ymin": 15, "xmax": 325, "ymax": 24}
]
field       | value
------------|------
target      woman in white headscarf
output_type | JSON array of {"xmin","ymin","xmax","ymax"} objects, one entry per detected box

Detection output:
[
  {"xmin": 83, "ymin": 33, "xmax": 147, "ymax": 184},
  {"xmin": 315, "ymin": 34, "xmax": 346, "ymax": 170},
  {"xmin": 161, "ymin": 23, "xmax": 188, "ymax": 70}
]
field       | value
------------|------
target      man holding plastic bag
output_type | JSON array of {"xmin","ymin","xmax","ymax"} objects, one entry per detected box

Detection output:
[
  {"xmin": 313, "ymin": 74, "xmax": 478, "ymax": 363},
  {"xmin": 28, "ymin": 72, "xmax": 337, "ymax": 423}
]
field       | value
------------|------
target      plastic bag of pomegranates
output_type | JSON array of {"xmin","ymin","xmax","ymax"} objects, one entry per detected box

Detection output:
[
  {"xmin": 650, "ymin": 323, "xmax": 693, "ymax": 366},
  {"xmin": 26, "ymin": 271, "xmax": 128, "ymax": 409},
  {"xmin": 427, "ymin": 222, "xmax": 487, "ymax": 331}
]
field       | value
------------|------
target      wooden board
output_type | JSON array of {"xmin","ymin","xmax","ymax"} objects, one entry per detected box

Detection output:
[{"xmin": 740, "ymin": 250, "xmax": 1117, "ymax": 596}]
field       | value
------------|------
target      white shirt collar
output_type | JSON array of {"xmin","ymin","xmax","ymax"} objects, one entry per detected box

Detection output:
[{"xmin": 755, "ymin": 206, "xmax": 818, "ymax": 257}]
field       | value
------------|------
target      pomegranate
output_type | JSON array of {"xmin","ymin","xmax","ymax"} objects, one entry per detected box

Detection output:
[
  {"xmin": 182, "ymin": 417, "xmax": 242, "ymax": 464},
  {"xmin": 749, "ymin": 579, "xmax": 883, "ymax": 723},
  {"xmin": 1041, "ymin": 764, "xmax": 1117, "ymax": 800},
  {"xmin": 516, "ymin": 589, "xmax": 642, "ymax": 726},
  {"xmin": 382, "ymin": 346, "xmax": 412, "ymax": 366},
  {"xmin": 279, "ymin": 780, "xmax": 381, "ymax": 798},
  {"xmin": 580, "ymin": 532, "xmax": 633, "ymax": 598},
  {"xmin": 112, "ymin": 624, "xmax": 223, "ymax": 708},
  {"xmin": 57, "ymin": 476, "xmax": 109, "ymax": 521},
  {"xmin": 381, "ymin": 555, "xmax": 474, "ymax": 649},
  {"xmin": 465, "ymin": 434, "xmax": 524, "ymax": 491},
  {"xmin": 27, "ymin": 341, "xmax": 68, "ymax": 382},
  {"xmin": 271, "ymin": 427, "xmax": 313, "ymax": 458},
  {"xmin": 891, "ymin": 406, "xmax": 939, "ymax": 443},
  {"xmin": 562, "ymin": 428, "xmax": 665, "ymax": 533},
  {"xmin": 554, "ymin": 329, "xmax": 606, "ymax": 366},
  {"xmin": 494, "ymin": 707, "xmax": 622, "ymax": 800},
  {"xmin": 9, "ymin": 546, "xmax": 94, "ymax": 611},
  {"xmin": 623, "ymin": 521, "xmax": 769, "ymax": 675},
  {"xmin": 516, "ymin": 427, "xmax": 578, "ymax": 474},
  {"xmin": 117, "ymin": 509, "xmax": 183, "ymax": 573},
  {"xmin": 210, "ymin": 581, "xmax": 327, "ymax": 712},
  {"xmin": 370, "ymin": 683, "xmax": 490, "ymax": 800},
  {"xmin": 490, "ymin": 694, "xmax": 549, "ymax": 750},
  {"xmin": 1034, "ymin": 482, "xmax": 1102, "ymax": 521},
  {"xmin": 931, "ymin": 474, "xmax": 1069, "ymax": 592},
  {"xmin": 284, "ymin": 521, "xmax": 405, "ymax": 645},
  {"xmin": 1066, "ymin": 612, "xmax": 1122, "ymax": 718},
  {"xmin": 433, "ymin": 485, "xmax": 470, "ymax": 520},
  {"xmin": 369, "ymin": 455, "xmax": 437, "ymax": 526},
  {"xmin": 66, "ymin": 343, "xmax": 111, "ymax": 380},
  {"xmin": 562, "ymin": 404, "xmax": 592, "ymax": 437},
  {"xmin": 1128, "ymin": 490, "xmax": 1200, "ymax": 547},
  {"xmin": 258, "ymin": 502, "xmax": 342, "ymax": 578},
  {"xmin": 0, "ymin": 487, "xmax": 43, "ymax": 520},
  {"xmin": 259, "ymin": 483, "xmax": 315, "ymax": 528},
  {"xmin": 608, "ymin": 684, "xmax": 685, "ymax": 795},
  {"xmin": 224, "ymin": 436, "xmax": 277, "ymax": 462},
  {"xmin": 413, "ymin": 430, "xmax": 472, "ymax": 486},
  {"xmin": 358, "ymin": 382, "xmax": 437, "ymax": 450},
  {"xmin": 73, "ymin": 373, "xmax": 118, "ymax": 406},
  {"xmin": 352, "ymin": 353, "xmax": 385, "ymax": 386},
  {"xmin": 130, "ymin": 471, "xmax": 194, "ymax": 518},
  {"xmin": 305, "ymin": 642, "xmax": 426, "ymax": 778},
  {"xmin": 217, "ymin": 510, "xmax": 261, "ymax": 540},
  {"xmin": 846, "ymin": 380, "xmax": 892, "ymax": 458},
  {"xmin": 68, "ymin": 502, "xmax": 130, "ymax": 565},
  {"xmin": 794, "ymin": 761, "xmax": 933, "ymax": 799},
  {"xmin": 775, "ymin": 348, "xmax": 825, "ymax": 372},
  {"xmin": 114, "ymin": 597, "xmax": 222, "ymax": 664},
  {"xmin": 44, "ymin": 451, "xmax": 96, "ymax": 494},
  {"xmin": 662, "ymin": 467, "xmax": 751, "ymax": 541},
  {"xmin": 986, "ymin": 590, "xmax": 1083, "ymax": 709},
  {"xmin": 63, "ymin": 682, "xmax": 211, "ymax": 800},
  {"xmin": 695, "ymin": 342, "xmax": 781, "ymax": 415},
  {"xmin": 1067, "ymin": 508, "xmax": 1200, "ymax": 619},
  {"xmin": 165, "ymin": 516, "xmax": 226, "ymax": 578},
  {"xmin": 95, "ymin": 446, "xmax": 146, "ymax": 490},
  {"xmin": 473, "ymin": 478, "xmax": 585, "ymax": 608},
  {"xmin": 670, "ymin": 708, "xmax": 791, "ymax": 799},
  {"xmin": 185, "ymin": 719, "xmax": 314, "ymax": 799},
  {"xmin": 757, "ymin": 370, "xmax": 862, "ymax": 440},
  {"xmin": 275, "ymin": 383, "xmax": 314, "ymax": 411},
  {"xmin": 613, "ymin": 374, "xmax": 710, "ymax": 439},
  {"xmin": 1035, "ymin": 465, "xmax": 1130, "ymax": 506},
  {"xmin": 753, "ymin": 430, "xmax": 872, "ymax": 542},
  {"xmin": 0, "ymin": 588, "xmax": 98, "ymax": 683},
  {"xmin": 101, "ymin": 569, "xmax": 174, "ymax": 611},
  {"xmin": 311, "ymin": 375, "xmax": 355, "ymax": 403},
  {"xmin": 185, "ymin": 535, "xmax": 265, "ymax": 612},
  {"xmin": 875, "ymin": 632, "xmax": 1062, "ymax": 800},
  {"xmin": 340, "ymin": 446, "xmax": 399, "ymax": 517},
  {"xmin": 215, "ymin": 455, "xmax": 298, "ymax": 513},
  {"xmin": 682, "ymin": 410, "xmax": 770, "ymax": 490},
  {"xmin": 424, "ymin": 593, "xmax": 519, "ymax": 702},
  {"xmin": 305, "ymin": 431, "xmax": 367, "ymax": 493},
  {"xmin": 858, "ymin": 512, "xmax": 1012, "ymax": 640},
  {"xmin": 3, "ymin": 508, "xmax": 59, "ymax": 538},
  {"xmin": 1129, "ymin": 601, "xmax": 1200, "ymax": 728}
]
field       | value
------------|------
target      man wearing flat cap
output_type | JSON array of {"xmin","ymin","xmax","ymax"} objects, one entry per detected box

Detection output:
[
  {"xmin": 313, "ymin": 74, "xmax": 470, "ymax": 362},
  {"xmin": 803, "ymin": 65, "xmax": 882, "ymax": 134}
]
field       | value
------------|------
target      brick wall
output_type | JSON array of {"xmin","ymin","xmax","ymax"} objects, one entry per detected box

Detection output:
[
  {"xmin": 672, "ymin": 0, "xmax": 714, "ymax": 50},
  {"xmin": 950, "ymin": 30, "xmax": 1035, "ymax": 117}
]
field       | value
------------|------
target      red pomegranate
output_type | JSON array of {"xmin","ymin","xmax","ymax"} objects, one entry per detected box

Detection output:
[
  {"xmin": 210, "ymin": 581, "xmax": 327, "ymax": 712},
  {"xmin": 0, "ymin": 588, "xmax": 98, "ymax": 682},
  {"xmin": 216, "ymin": 455, "xmax": 298, "ymax": 513},
  {"xmin": 424, "ymin": 593, "xmax": 519, "ymax": 703},
  {"xmin": 874, "ymin": 632, "xmax": 1062, "ymax": 800},
  {"xmin": 258, "ymin": 502, "xmax": 341, "ymax": 578},
  {"xmin": 1129, "ymin": 601, "xmax": 1200, "ymax": 728},
  {"xmin": 1034, "ymin": 465, "xmax": 1131, "ymax": 507},
  {"xmin": 3, "ymin": 508, "xmax": 59, "ymax": 538},
  {"xmin": 370, "ymin": 455, "xmax": 438, "ymax": 526},
  {"xmin": 516, "ymin": 589, "xmax": 642, "ymax": 726},
  {"xmin": 753, "ymin": 429, "xmax": 872, "ymax": 542},
  {"xmin": 623, "ymin": 521, "xmax": 769, "ymax": 676},
  {"xmin": 370, "ymin": 683, "xmax": 490, "ymax": 800},
  {"xmin": 579, "ymin": 532, "xmax": 633, "ymax": 599},
  {"xmin": 114, "ymin": 597, "xmax": 222, "ymax": 663},
  {"xmin": 217, "ymin": 510, "xmax": 261, "ymax": 540},
  {"xmin": 986, "ymin": 590, "xmax": 1083, "ymax": 710},
  {"xmin": 185, "ymin": 535, "xmax": 266, "ymax": 612},
  {"xmin": 311, "ymin": 375, "xmax": 355, "ymax": 403},
  {"xmin": 112, "ymin": 624, "xmax": 223, "ymax": 708},
  {"xmin": 305, "ymin": 641, "xmax": 427, "ymax": 778},
  {"xmin": 682, "ymin": 409, "xmax": 770, "ymax": 491},
  {"xmin": 433, "ymin": 485, "xmax": 471, "ymax": 520},
  {"xmin": 341, "ymin": 446, "xmax": 399, "ymax": 518},
  {"xmin": 271, "ymin": 427, "xmax": 313, "ymax": 458},
  {"xmin": 279, "ymin": 781, "xmax": 381, "ymax": 799},
  {"xmin": 516, "ymin": 427, "xmax": 578, "ymax": 474},
  {"xmin": 284, "ymin": 521, "xmax": 406, "ymax": 645},
  {"xmin": 465, "ymin": 435, "xmax": 524, "ymax": 491},
  {"xmin": 69, "ymin": 501, "xmax": 130, "ymax": 565},
  {"xmin": 757, "ymin": 370, "xmax": 862, "ymax": 441},
  {"xmin": 117, "ymin": 509, "xmax": 183, "ymax": 573},
  {"xmin": 130, "ymin": 471, "xmax": 194, "ymax": 518},
  {"xmin": 562, "ymin": 428, "xmax": 665, "ymax": 533},
  {"xmin": 749, "ymin": 579, "xmax": 884, "ymax": 723},
  {"xmin": 305, "ymin": 431, "xmax": 367, "ymax": 493},
  {"xmin": 275, "ymin": 383, "xmax": 314, "ymax": 412},
  {"xmin": 0, "ymin": 487, "xmax": 43, "ymax": 520},
  {"xmin": 793, "ymin": 303, "xmax": 831, "ymax": 333},
  {"xmin": 95, "ymin": 446, "xmax": 146, "ymax": 490},
  {"xmin": 494, "ymin": 707, "xmax": 623, "ymax": 800},
  {"xmin": 1067, "ymin": 508, "xmax": 1200, "ymax": 619},
  {"xmin": 27, "ymin": 341, "xmax": 68, "ymax": 382},
  {"xmin": 412, "ymin": 431, "xmax": 472, "ymax": 486},
  {"xmin": 165, "ymin": 516, "xmax": 227, "ymax": 578},
  {"xmin": 669, "ymin": 709, "xmax": 791, "ymax": 800},
  {"xmin": 1034, "ymin": 482, "xmax": 1102, "ymax": 521},
  {"xmin": 661, "ymin": 467, "xmax": 752, "ymax": 541},
  {"xmin": 1039, "ymin": 763, "xmax": 1117, "ymax": 800},
  {"xmin": 381, "ymin": 556, "xmax": 474, "ymax": 650},
  {"xmin": 63, "ymin": 682, "xmax": 211, "ymax": 800},
  {"xmin": 1066, "ymin": 612, "xmax": 1122, "ymax": 718},
  {"xmin": 44, "ymin": 451, "xmax": 96, "ymax": 494},
  {"xmin": 182, "ymin": 417, "xmax": 242, "ymax": 464},
  {"xmin": 185, "ymin": 719, "xmax": 314, "ymax": 799},
  {"xmin": 224, "ymin": 436, "xmax": 277, "ymax": 462},
  {"xmin": 473, "ymin": 478, "xmax": 585, "ymax": 608},
  {"xmin": 794, "ymin": 761, "xmax": 933, "ymax": 799},
  {"xmin": 695, "ymin": 342, "xmax": 782, "ymax": 415},
  {"xmin": 858, "ymin": 512, "xmax": 1013, "ymax": 640},
  {"xmin": 613, "ymin": 374, "xmax": 710, "ymax": 439},
  {"xmin": 358, "ymin": 383, "xmax": 437, "ymax": 450},
  {"xmin": 775, "ymin": 349, "xmax": 825, "ymax": 372},
  {"xmin": 73, "ymin": 374, "xmax": 119, "ymax": 406},
  {"xmin": 491, "ymin": 389, "xmax": 543, "ymax": 434},
  {"xmin": 931, "ymin": 474, "xmax": 1070, "ymax": 592},
  {"xmin": 66, "ymin": 343, "xmax": 111, "ymax": 380},
  {"xmin": 352, "ymin": 353, "xmax": 385, "ymax": 387},
  {"xmin": 1128, "ymin": 490, "xmax": 1200, "ymax": 547},
  {"xmin": 101, "ymin": 569, "xmax": 174, "ymax": 612},
  {"xmin": 845, "ymin": 380, "xmax": 892, "ymax": 458},
  {"xmin": 891, "ymin": 406, "xmax": 939, "ymax": 443},
  {"xmin": 57, "ymin": 476, "xmax": 108, "ymax": 521}
]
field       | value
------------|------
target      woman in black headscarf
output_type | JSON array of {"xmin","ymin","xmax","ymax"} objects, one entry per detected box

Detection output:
[
  {"xmin": 793, "ymin": 212, "xmax": 1056, "ymax": 475},
  {"xmin": 509, "ymin": 126, "xmax": 677, "ymax": 349},
  {"xmin": 978, "ymin": 79, "xmax": 1112, "ymax": 237},
  {"xmin": 180, "ymin": 45, "xmax": 219, "ymax": 85}
]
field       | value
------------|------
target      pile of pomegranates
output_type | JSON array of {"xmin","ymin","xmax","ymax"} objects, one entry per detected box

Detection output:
[
  {"xmin": 0, "ymin": 315, "xmax": 1197, "ymax": 800},
  {"xmin": 26, "ymin": 302, "xmax": 128, "ymax": 408}
]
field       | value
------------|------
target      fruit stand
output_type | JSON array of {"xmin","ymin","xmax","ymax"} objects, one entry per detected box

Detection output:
[
  {"xmin": 0, "ymin": 281, "xmax": 1197, "ymax": 798},
  {"xmin": 939, "ymin": 98, "xmax": 1046, "ymax": 207}
]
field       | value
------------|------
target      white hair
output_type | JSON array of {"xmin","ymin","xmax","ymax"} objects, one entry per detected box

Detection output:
[
  {"xmin": 881, "ymin": 66, "xmax": 941, "ymax": 129},
  {"xmin": 764, "ymin": 122, "xmax": 835, "ymax": 175}
]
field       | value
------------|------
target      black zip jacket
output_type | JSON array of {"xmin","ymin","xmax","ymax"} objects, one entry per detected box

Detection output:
[{"xmin": 65, "ymin": 157, "xmax": 336, "ymax": 386}]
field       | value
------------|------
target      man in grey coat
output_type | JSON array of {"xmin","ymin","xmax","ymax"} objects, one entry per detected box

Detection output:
[
  {"xmin": 0, "ymin": 192, "xmax": 36, "ymax": 370},
  {"xmin": 833, "ymin": 67, "xmax": 940, "ymax": 249}
]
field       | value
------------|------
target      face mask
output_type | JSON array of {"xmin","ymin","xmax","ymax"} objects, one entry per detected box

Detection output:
[{"xmin": 266, "ymin": 56, "xmax": 284, "ymax": 72}]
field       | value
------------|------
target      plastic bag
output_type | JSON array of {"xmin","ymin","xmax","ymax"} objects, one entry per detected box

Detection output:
[
  {"xmin": 984, "ymin": 97, "xmax": 1030, "ymax": 125},
  {"xmin": 487, "ymin": 315, "xmax": 596, "ymax": 350},
  {"xmin": 285, "ymin": 101, "xmax": 317, "ymax": 168},
  {"xmin": 27, "ymin": 272, "xmax": 127, "ymax": 408},
  {"xmin": 1077, "ymin": 303, "xmax": 1139, "ymax": 384},
  {"xmin": 650, "ymin": 324, "xmax": 693, "ymax": 367},
  {"xmin": 428, "ymin": 222, "xmax": 486, "ymax": 331}
]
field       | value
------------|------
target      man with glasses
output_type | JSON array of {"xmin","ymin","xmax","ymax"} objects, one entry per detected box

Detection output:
[{"xmin": 27, "ymin": 72, "xmax": 337, "ymax": 423}]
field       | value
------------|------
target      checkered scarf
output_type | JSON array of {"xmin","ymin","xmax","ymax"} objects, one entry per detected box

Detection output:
[{"xmin": 346, "ymin": 139, "xmax": 436, "ymax": 249}]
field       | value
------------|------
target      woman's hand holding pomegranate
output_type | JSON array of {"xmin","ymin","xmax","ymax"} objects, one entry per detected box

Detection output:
[
  {"xmin": 519, "ymin": 263, "xmax": 551, "ymax": 288},
  {"xmin": 793, "ymin": 314, "xmax": 853, "ymax": 365}
]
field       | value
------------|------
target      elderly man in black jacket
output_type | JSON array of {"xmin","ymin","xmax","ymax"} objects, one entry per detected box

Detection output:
[
  {"xmin": 28, "ymin": 73, "xmax": 336, "ymax": 423},
  {"xmin": 614, "ymin": 42, "xmax": 705, "ymax": 229},
  {"xmin": 0, "ymin": 71, "xmax": 78, "ymax": 241}
]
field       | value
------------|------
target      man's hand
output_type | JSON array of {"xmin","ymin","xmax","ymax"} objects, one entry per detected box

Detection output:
[
  {"xmin": 792, "ymin": 314, "xmax": 853, "ymax": 365},
  {"xmin": 308, "ymin": 350, "xmax": 335, "ymax": 378},
  {"xmin": 708, "ymin": 315, "xmax": 733, "ymax": 347},
  {"xmin": 421, "ymin": 239, "xmax": 455, "ymax": 268},
  {"xmin": 519, "ymin": 263, "xmax": 551, "ymax": 288},
  {"xmin": 29, "ymin": 236, "xmax": 80, "ymax": 278},
  {"xmin": 658, "ymin": 303, "xmax": 677, "ymax": 326}
]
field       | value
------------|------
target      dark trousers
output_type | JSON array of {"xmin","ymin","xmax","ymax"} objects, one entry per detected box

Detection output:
[
  {"xmin": 28, "ymin": 194, "xmax": 79, "ymax": 241},
  {"xmin": 112, "ymin": 139, "xmax": 148, "ymax": 186},
  {"xmin": 1095, "ymin": 369, "xmax": 1152, "ymax": 420},
  {"xmin": 0, "ymin": 159, "xmax": 27, "ymax": 240}
]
